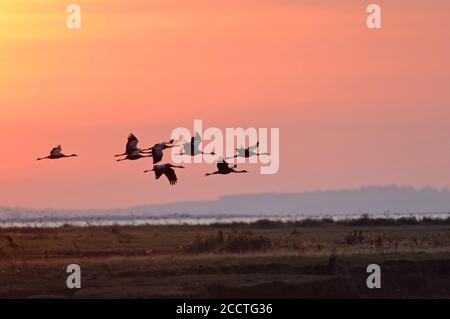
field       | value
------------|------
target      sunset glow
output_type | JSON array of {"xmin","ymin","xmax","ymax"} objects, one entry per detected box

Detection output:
[{"xmin": 1, "ymin": 0, "xmax": 450, "ymax": 209}]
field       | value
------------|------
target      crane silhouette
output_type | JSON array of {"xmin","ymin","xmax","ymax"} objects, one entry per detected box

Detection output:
[
  {"xmin": 115, "ymin": 133, "xmax": 152, "ymax": 161},
  {"xmin": 142, "ymin": 139, "xmax": 176, "ymax": 164},
  {"xmin": 226, "ymin": 141, "xmax": 269, "ymax": 159},
  {"xmin": 144, "ymin": 163, "xmax": 184, "ymax": 185},
  {"xmin": 36, "ymin": 145, "xmax": 78, "ymax": 161},
  {"xmin": 205, "ymin": 160, "xmax": 248, "ymax": 176},
  {"xmin": 177, "ymin": 132, "xmax": 215, "ymax": 156}
]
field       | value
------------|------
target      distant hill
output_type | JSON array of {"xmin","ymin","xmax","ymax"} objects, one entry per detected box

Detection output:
[{"xmin": 1, "ymin": 186, "xmax": 450, "ymax": 222}]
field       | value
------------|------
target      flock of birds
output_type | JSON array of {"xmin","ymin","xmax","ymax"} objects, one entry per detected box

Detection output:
[{"xmin": 36, "ymin": 133, "xmax": 269, "ymax": 185}]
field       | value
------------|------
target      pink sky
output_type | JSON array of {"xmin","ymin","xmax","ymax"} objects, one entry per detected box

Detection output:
[{"xmin": 1, "ymin": 0, "xmax": 450, "ymax": 209}]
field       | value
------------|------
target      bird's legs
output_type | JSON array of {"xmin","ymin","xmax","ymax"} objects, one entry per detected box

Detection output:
[
  {"xmin": 114, "ymin": 152, "xmax": 127, "ymax": 157},
  {"xmin": 116, "ymin": 153, "xmax": 152, "ymax": 161}
]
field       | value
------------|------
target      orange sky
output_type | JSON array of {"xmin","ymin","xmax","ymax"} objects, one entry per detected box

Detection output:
[{"xmin": 1, "ymin": 0, "xmax": 450, "ymax": 209}]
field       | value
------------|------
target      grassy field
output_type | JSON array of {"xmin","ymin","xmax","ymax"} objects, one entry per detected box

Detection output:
[{"xmin": 0, "ymin": 219, "xmax": 449, "ymax": 298}]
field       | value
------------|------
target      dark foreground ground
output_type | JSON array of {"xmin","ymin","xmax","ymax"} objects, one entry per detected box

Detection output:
[{"xmin": 0, "ymin": 218, "xmax": 449, "ymax": 298}]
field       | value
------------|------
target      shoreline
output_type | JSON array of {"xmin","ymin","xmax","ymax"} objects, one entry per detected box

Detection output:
[{"xmin": 0, "ymin": 213, "xmax": 449, "ymax": 229}]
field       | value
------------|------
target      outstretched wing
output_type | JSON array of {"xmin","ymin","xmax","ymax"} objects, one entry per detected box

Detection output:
[
  {"xmin": 248, "ymin": 141, "xmax": 259, "ymax": 151},
  {"xmin": 192, "ymin": 131, "xmax": 201, "ymax": 147},
  {"xmin": 163, "ymin": 167, "xmax": 178, "ymax": 185},
  {"xmin": 182, "ymin": 142, "xmax": 191, "ymax": 154},
  {"xmin": 153, "ymin": 165, "xmax": 165, "ymax": 179},
  {"xmin": 151, "ymin": 145, "xmax": 164, "ymax": 164},
  {"xmin": 217, "ymin": 160, "xmax": 229, "ymax": 171},
  {"xmin": 126, "ymin": 134, "xmax": 139, "ymax": 153},
  {"xmin": 50, "ymin": 145, "xmax": 62, "ymax": 156}
]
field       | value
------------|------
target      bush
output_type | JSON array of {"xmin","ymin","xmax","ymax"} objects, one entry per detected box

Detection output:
[
  {"xmin": 344, "ymin": 230, "xmax": 365, "ymax": 245},
  {"xmin": 183, "ymin": 231, "xmax": 274, "ymax": 253}
]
